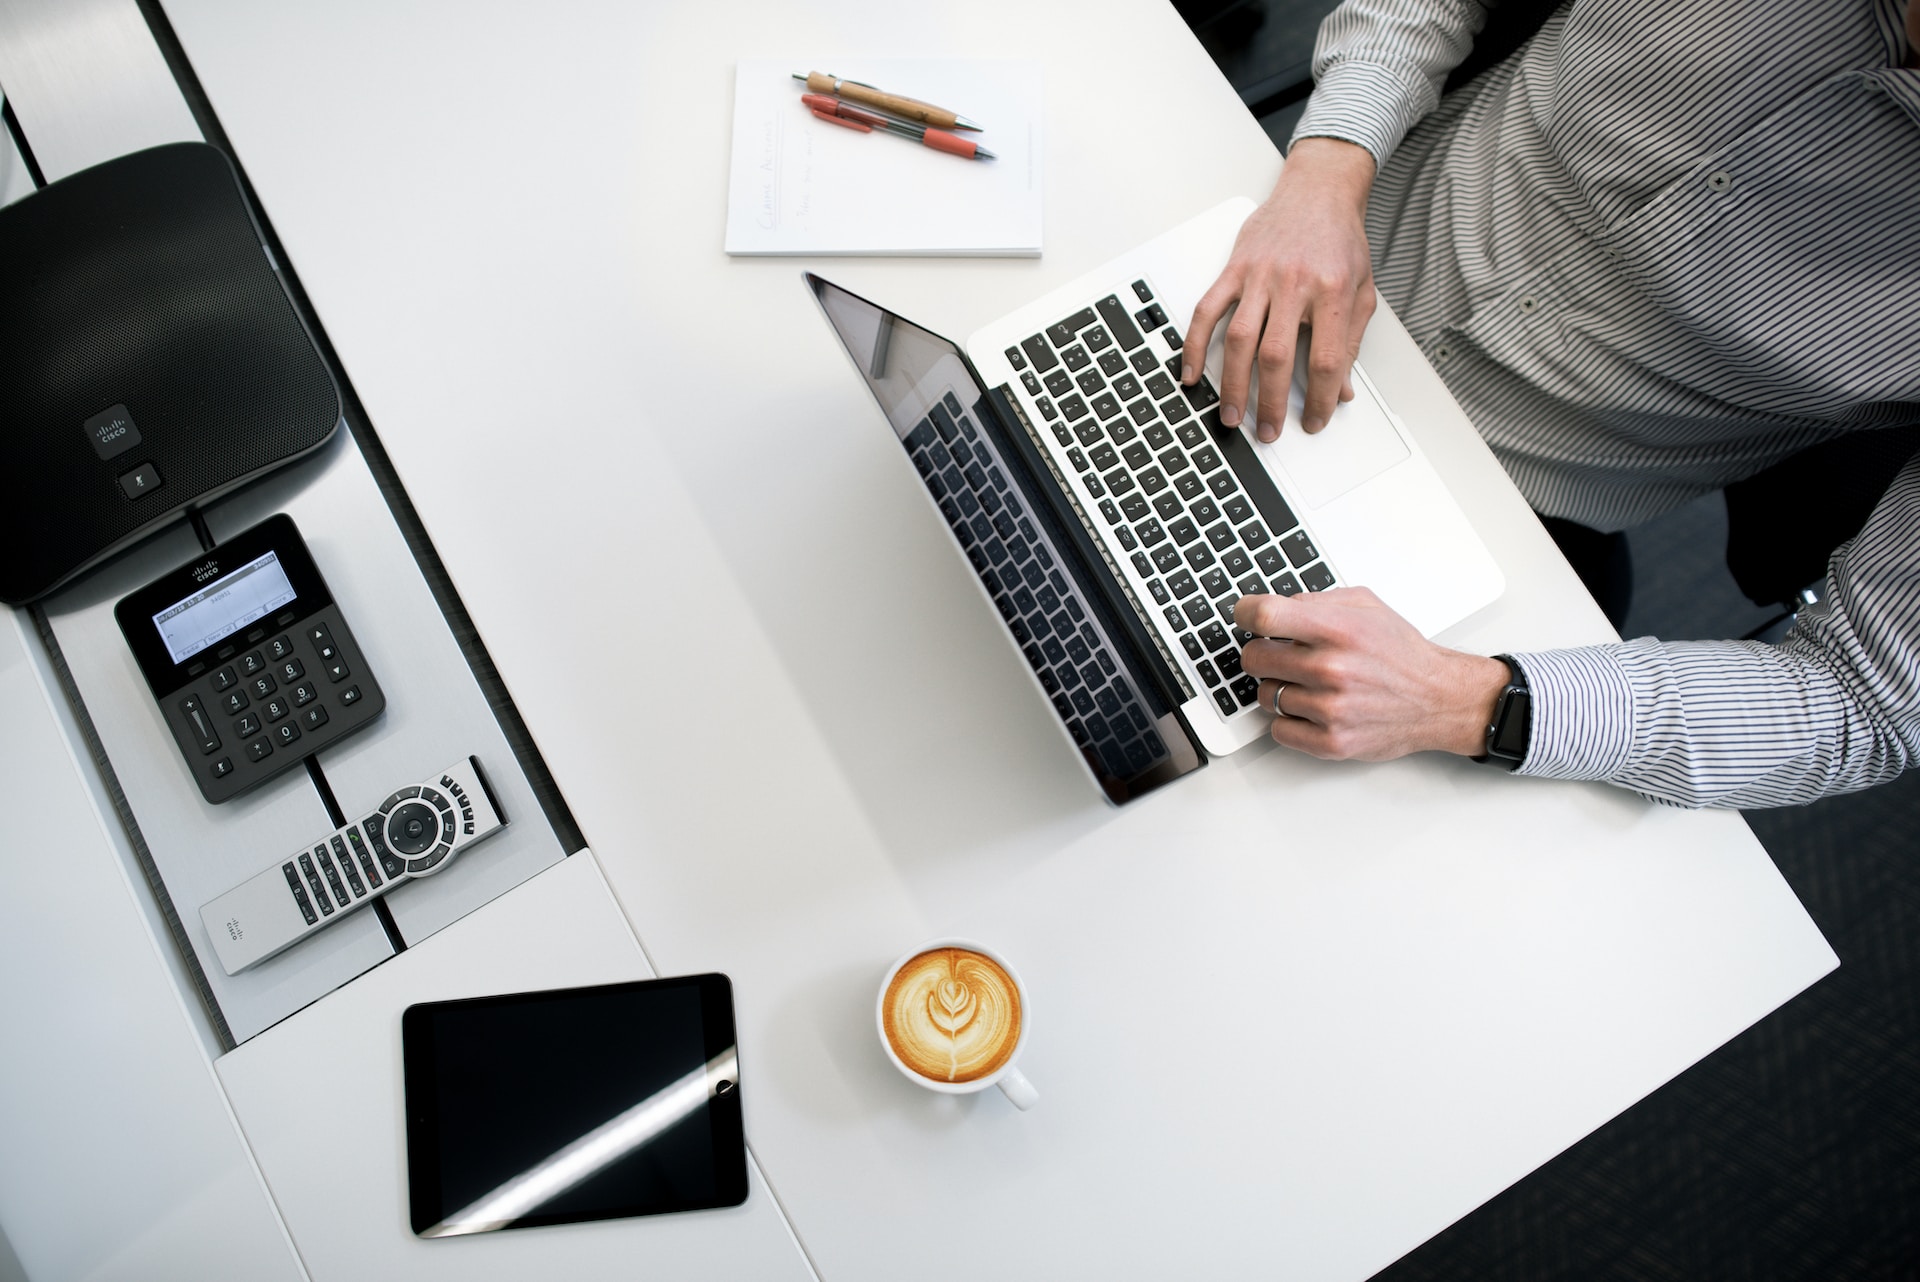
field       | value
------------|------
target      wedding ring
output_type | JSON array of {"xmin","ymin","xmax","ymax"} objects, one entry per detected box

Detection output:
[{"xmin": 1271, "ymin": 681, "xmax": 1291, "ymax": 719}]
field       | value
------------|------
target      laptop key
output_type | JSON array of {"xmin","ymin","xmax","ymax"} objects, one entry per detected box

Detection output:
[
  {"xmin": 1216, "ymin": 648, "xmax": 1245, "ymax": 680},
  {"xmin": 1092, "ymin": 392, "xmax": 1122, "ymax": 421},
  {"xmin": 1061, "ymin": 344, "xmax": 1091, "ymax": 371},
  {"xmin": 1190, "ymin": 496, "xmax": 1220, "ymax": 525},
  {"xmin": 1224, "ymin": 495, "xmax": 1255, "ymax": 524},
  {"xmin": 1037, "ymin": 396, "xmax": 1058, "ymax": 420},
  {"xmin": 1095, "ymin": 295, "xmax": 1145, "ymax": 351},
  {"xmin": 1060, "ymin": 394, "xmax": 1089, "ymax": 421},
  {"xmin": 1148, "ymin": 578, "xmax": 1170, "ymax": 604},
  {"xmin": 1135, "ymin": 517, "xmax": 1166, "ymax": 547},
  {"xmin": 1158, "ymin": 446, "xmax": 1188, "ymax": 474},
  {"xmin": 1067, "ymin": 447, "xmax": 1089, "ymax": 472},
  {"xmin": 1302, "ymin": 563, "xmax": 1337, "ymax": 592},
  {"xmin": 1099, "ymin": 499, "xmax": 1123, "ymax": 525},
  {"xmin": 1089, "ymin": 443, "xmax": 1119, "ymax": 471},
  {"xmin": 1152, "ymin": 544, "xmax": 1183, "ymax": 573},
  {"xmin": 1044, "ymin": 369, "xmax": 1072, "ymax": 397},
  {"xmin": 1281, "ymin": 530, "xmax": 1319, "ymax": 567},
  {"xmin": 1047, "ymin": 308, "xmax": 1098, "ymax": 348},
  {"xmin": 1104, "ymin": 469, "xmax": 1136, "ymax": 496},
  {"xmin": 1127, "ymin": 398, "xmax": 1157, "ymax": 425},
  {"xmin": 1239, "ymin": 520, "xmax": 1271, "ymax": 549},
  {"xmin": 1192, "ymin": 446, "xmax": 1223, "ymax": 473},
  {"xmin": 1167, "ymin": 569, "xmax": 1197, "ymax": 599},
  {"xmin": 1209, "ymin": 471, "xmax": 1237, "ymax": 498},
  {"xmin": 906, "ymin": 419, "xmax": 936, "ymax": 450},
  {"xmin": 1071, "ymin": 688, "xmax": 1097, "ymax": 717},
  {"xmin": 1181, "ymin": 633, "xmax": 1204, "ymax": 660},
  {"xmin": 1161, "ymin": 394, "xmax": 1193, "ymax": 423},
  {"xmin": 1201, "ymin": 568, "xmax": 1231, "ymax": 598},
  {"xmin": 1136, "ymin": 303, "xmax": 1168, "ymax": 331},
  {"xmin": 1098, "ymin": 349, "xmax": 1127, "ymax": 375},
  {"xmin": 1119, "ymin": 492, "xmax": 1150, "ymax": 521},
  {"xmin": 1221, "ymin": 548, "xmax": 1253, "ymax": 577},
  {"xmin": 1174, "ymin": 471, "xmax": 1206, "ymax": 500},
  {"xmin": 1146, "ymin": 371, "xmax": 1176, "ymax": 399},
  {"xmin": 1116, "ymin": 526, "xmax": 1138, "ymax": 551},
  {"xmin": 1106, "ymin": 416, "xmax": 1138, "ymax": 446},
  {"xmin": 1130, "ymin": 552, "xmax": 1153, "ymax": 578},
  {"xmin": 1183, "ymin": 377, "xmax": 1220, "ymax": 411},
  {"xmin": 1163, "ymin": 326, "xmax": 1185, "ymax": 350},
  {"xmin": 1113, "ymin": 373, "xmax": 1142, "ymax": 401},
  {"xmin": 1212, "ymin": 687, "xmax": 1239, "ymax": 717},
  {"xmin": 1176, "ymin": 420, "xmax": 1206, "ymax": 448},
  {"xmin": 1130, "ymin": 348, "xmax": 1160, "ymax": 375},
  {"xmin": 1085, "ymin": 473, "xmax": 1107, "ymax": 497},
  {"xmin": 1144, "ymin": 422, "xmax": 1173, "ymax": 449},
  {"xmin": 1196, "ymin": 659, "xmax": 1222, "ymax": 687},
  {"xmin": 1236, "ymin": 575, "xmax": 1267, "ymax": 599},
  {"xmin": 1084, "ymin": 325, "xmax": 1113, "ymax": 353},
  {"xmin": 1199, "ymin": 622, "xmax": 1230, "ymax": 651},
  {"xmin": 1206, "ymin": 522, "xmax": 1237, "ymax": 552},
  {"xmin": 1076, "ymin": 369, "xmax": 1105, "ymax": 397},
  {"xmin": 1272, "ymin": 571, "xmax": 1304, "ymax": 596},
  {"xmin": 1006, "ymin": 345, "xmax": 1028, "ymax": 370},
  {"xmin": 1231, "ymin": 674, "xmax": 1260, "ymax": 706},
  {"xmin": 1182, "ymin": 597, "xmax": 1212, "ymax": 626},
  {"xmin": 1153, "ymin": 492, "xmax": 1183, "ymax": 520},
  {"xmin": 1164, "ymin": 605, "xmax": 1187, "ymax": 632},
  {"xmin": 1121, "ymin": 441, "xmax": 1151, "ymax": 470}
]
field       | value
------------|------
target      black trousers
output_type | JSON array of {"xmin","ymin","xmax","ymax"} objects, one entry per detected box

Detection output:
[{"xmin": 1539, "ymin": 515, "xmax": 1633, "ymax": 631}]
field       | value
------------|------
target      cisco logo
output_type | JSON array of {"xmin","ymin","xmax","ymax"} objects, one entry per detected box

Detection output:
[
  {"xmin": 224, "ymin": 918, "xmax": 244, "ymax": 942},
  {"xmin": 192, "ymin": 560, "xmax": 221, "ymax": 583},
  {"xmin": 82, "ymin": 403, "xmax": 143, "ymax": 461}
]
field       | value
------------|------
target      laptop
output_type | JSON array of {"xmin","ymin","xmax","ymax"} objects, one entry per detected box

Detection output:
[{"xmin": 808, "ymin": 197, "xmax": 1502, "ymax": 804}]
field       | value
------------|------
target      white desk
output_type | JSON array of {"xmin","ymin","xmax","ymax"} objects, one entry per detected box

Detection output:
[{"xmin": 5, "ymin": 1, "xmax": 1838, "ymax": 1278}]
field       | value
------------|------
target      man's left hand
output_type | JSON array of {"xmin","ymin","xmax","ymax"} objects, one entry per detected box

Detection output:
[{"xmin": 1234, "ymin": 589, "xmax": 1510, "ymax": 761}]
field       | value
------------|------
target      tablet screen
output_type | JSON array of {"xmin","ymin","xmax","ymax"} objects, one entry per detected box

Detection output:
[{"xmin": 403, "ymin": 974, "xmax": 747, "ymax": 1236}]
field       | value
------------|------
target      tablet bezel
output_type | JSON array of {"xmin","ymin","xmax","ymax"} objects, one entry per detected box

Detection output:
[{"xmin": 402, "ymin": 973, "xmax": 747, "ymax": 1236}]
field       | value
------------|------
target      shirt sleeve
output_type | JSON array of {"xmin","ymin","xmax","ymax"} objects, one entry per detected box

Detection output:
[
  {"xmin": 1290, "ymin": 0, "xmax": 1495, "ymax": 168},
  {"xmin": 1508, "ymin": 451, "xmax": 1920, "ymax": 808}
]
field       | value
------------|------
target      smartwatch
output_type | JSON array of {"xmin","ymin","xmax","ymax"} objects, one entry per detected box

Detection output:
[{"xmin": 1474, "ymin": 654, "xmax": 1530, "ymax": 771}]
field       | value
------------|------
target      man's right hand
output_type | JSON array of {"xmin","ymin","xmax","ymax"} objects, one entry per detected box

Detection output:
[{"xmin": 1183, "ymin": 137, "xmax": 1379, "ymax": 442}]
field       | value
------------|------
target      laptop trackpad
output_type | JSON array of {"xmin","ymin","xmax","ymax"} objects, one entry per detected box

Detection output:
[{"xmin": 1253, "ymin": 375, "xmax": 1410, "ymax": 509}]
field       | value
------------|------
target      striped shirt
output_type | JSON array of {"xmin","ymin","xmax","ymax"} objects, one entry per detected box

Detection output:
[{"xmin": 1291, "ymin": 0, "xmax": 1920, "ymax": 806}]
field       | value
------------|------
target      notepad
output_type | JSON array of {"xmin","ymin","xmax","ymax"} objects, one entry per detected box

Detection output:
[{"xmin": 725, "ymin": 60, "xmax": 1043, "ymax": 257}]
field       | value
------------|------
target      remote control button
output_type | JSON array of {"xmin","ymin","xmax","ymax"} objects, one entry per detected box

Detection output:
[
  {"xmin": 347, "ymin": 827, "xmax": 383, "ymax": 888},
  {"xmin": 407, "ymin": 843, "xmax": 451, "ymax": 874},
  {"xmin": 297, "ymin": 853, "xmax": 331, "ymax": 915},
  {"xmin": 235, "ymin": 712, "xmax": 261, "ymax": 737},
  {"xmin": 339, "ymin": 685, "xmax": 362, "ymax": 707},
  {"xmin": 386, "ymin": 800, "xmax": 439, "ymax": 855},
  {"xmin": 274, "ymin": 721, "xmax": 301, "ymax": 748},
  {"xmin": 210, "ymin": 757, "xmax": 233, "ymax": 779},
  {"xmin": 330, "ymin": 836, "xmax": 366, "ymax": 898},
  {"xmin": 291, "ymin": 681, "xmax": 318, "ymax": 707},
  {"xmin": 282, "ymin": 863, "xmax": 318, "ymax": 924},
  {"xmin": 381, "ymin": 786, "xmax": 421, "ymax": 813},
  {"xmin": 178, "ymin": 694, "xmax": 220, "ymax": 755},
  {"xmin": 324, "ymin": 657, "xmax": 351, "ymax": 683},
  {"xmin": 423, "ymin": 788, "xmax": 451, "ymax": 814},
  {"xmin": 265, "ymin": 695, "xmax": 292, "ymax": 723},
  {"xmin": 220, "ymin": 688, "xmax": 249, "ymax": 716},
  {"xmin": 307, "ymin": 624, "xmax": 338, "ymax": 661},
  {"xmin": 301, "ymin": 704, "xmax": 330, "ymax": 731},
  {"xmin": 239, "ymin": 651, "xmax": 267, "ymax": 678},
  {"xmin": 266, "ymin": 635, "xmax": 295, "ymax": 661},
  {"xmin": 441, "ymin": 811, "xmax": 458, "ymax": 843},
  {"xmin": 210, "ymin": 666, "xmax": 238, "ymax": 692},
  {"xmin": 316, "ymin": 846, "xmax": 349, "ymax": 907}
]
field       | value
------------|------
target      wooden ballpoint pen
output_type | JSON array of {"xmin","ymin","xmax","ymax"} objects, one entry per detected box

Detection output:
[{"xmin": 792, "ymin": 70, "xmax": 984, "ymax": 132}]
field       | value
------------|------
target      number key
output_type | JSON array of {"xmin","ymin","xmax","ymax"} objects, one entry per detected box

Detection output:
[
  {"xmin": 291, "ymin": 680, "xmax": 319, "ymax": 707},
  {"xmin": 266, "ymin": 635, "xmax": 296, "ymax": 661},
  {"xmin": 248, "ymin": 673, "xmax": 277, "ymax": 699},
  {"xmin": 278, "ymin": 657, "xmax": 305, "ymax": 683}
]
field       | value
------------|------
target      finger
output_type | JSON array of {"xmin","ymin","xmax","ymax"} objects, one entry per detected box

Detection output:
[
  {"xmin": 1337, "ymin": 285, "xmax": 1375, "ymax": 406},
  {"xmin": 1299, "ymin": 298, "xmax": 1352, "ymax": 434},
  {"xmin": 1252, "ymin": 319, "xmax": 1303, "ymax": 443},
  {"xmin": 1237, "ymin": 636, "xmax": 1307, "ymax": 681},
  {"xmin": 1267, "ymin": 712, "xmax": 1336, "ymax": 757},
  {"xmin": 1216, "ymin": 293, "xmax": 1269, "ymax": 430},
  {"xmin": 1235, "ymin": 592, "xmax": 1336, "ymax": 645},
  {"xmin": 1182, "ymin": 278, "xmax": 1238, "ymax": 386}
]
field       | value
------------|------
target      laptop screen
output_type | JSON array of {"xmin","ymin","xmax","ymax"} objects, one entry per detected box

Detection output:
[{"xmin": 807, "ymin": 274, "xmax": 1203, "ymax": 804}]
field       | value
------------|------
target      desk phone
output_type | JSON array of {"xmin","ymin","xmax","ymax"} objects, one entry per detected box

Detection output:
[{"xmin": 115, "ymin": 513, "xmax": 385, "ymax": 803}]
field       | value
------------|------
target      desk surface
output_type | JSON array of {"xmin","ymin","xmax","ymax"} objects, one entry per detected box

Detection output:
[{"xmin": 75, "ymin": 0, "xmax": 1840, "ymax": 1277}]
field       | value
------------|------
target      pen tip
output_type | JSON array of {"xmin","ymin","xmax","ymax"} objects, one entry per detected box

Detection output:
[
  {"xmin": 975, "ymin": 146, "xmax": 997, "ymax": 160},
  {"xmin": 791, "ymin": 73, "xmax": 807, "ymax": 81},
  {"xmin": 953, "ymin": 115, "xmax": 985, "ymax": 131}
]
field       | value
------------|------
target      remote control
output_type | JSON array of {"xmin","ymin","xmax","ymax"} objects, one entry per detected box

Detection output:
[{"xmin": 200, "ymin": 757, "xmax": 506, "ymax": 975}]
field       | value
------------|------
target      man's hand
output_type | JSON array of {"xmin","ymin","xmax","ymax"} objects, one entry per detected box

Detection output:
[
  {"xmin": 1233, "ymin": 588, "xmax": 1510, "ymax": 761},
  {"xmin": 1183, "ymin": 138, "xmax": 1378, "ymax": 442}
]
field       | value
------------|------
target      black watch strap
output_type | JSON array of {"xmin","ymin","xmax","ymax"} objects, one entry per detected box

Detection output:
[{"xmin": 1473, "ymin": 654, "xmax": 1531, "ymax": 771}]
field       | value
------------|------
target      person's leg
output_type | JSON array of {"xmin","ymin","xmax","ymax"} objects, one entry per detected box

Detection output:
[{"xmin": 1539, "ymin": 515, "xmax": 1633, "ymax": 630}]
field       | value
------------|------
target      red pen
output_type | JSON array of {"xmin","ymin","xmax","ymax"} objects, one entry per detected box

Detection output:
[{"xmin": 801, "ymin": 93, "xmax": 995, "ymax": 161}]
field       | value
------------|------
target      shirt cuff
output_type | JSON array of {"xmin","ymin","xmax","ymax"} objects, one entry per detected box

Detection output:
[
  {"xmin": 1506, "ymin": 647, "xmax": 1637, "ymax": 782},
  {"xmin": 1290, "ymin": 59, "xmax": 1434, "ymax": 170}
]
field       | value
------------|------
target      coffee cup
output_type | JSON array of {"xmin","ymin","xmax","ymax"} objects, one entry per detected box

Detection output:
[{"xmin": 876, "ymin": 938, "xmax": 1038, "ymax": 1110}]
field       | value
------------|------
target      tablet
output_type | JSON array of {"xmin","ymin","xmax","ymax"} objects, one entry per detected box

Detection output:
[{"xmin": 402, "ymin": 974, "xmax": 747, "ymax": 1236}]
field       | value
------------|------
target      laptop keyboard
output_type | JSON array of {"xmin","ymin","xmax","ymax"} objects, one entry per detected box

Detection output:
[
  {"xmin": 1005, "ymin": 278, "xmax": 1339, "ymax": 722},
  {"xmin": 904, "ymin": 391, "xmax": 1172, "ymax": 780}
]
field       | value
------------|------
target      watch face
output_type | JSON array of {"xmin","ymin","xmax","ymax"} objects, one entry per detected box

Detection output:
[{"xmin": 1491, "ymin": 688, "xmax": 1531, "ymax": 760}]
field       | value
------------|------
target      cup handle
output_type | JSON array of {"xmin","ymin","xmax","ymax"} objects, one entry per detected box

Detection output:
[{"xmin": 996, "ymin": 1066, "xmax": 1038, "ymax": 1111}]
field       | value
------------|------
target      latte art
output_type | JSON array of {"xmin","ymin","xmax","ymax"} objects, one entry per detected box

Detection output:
[{"xmin": 882, "ymin": 948, "xmax": 1022, "ymax": 1083}]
